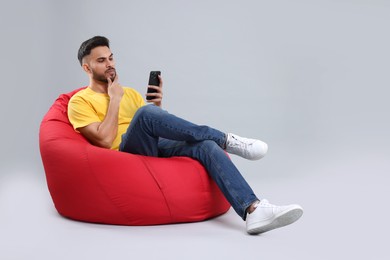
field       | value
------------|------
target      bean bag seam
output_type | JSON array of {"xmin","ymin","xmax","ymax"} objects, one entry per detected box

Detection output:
[
  {"xmin": 85, "ymin": 145, "xmax": 134, "ymax": 224},
  {"xmin": 137, "ymin": 155, "xmax": 174, "ymax": 221}
]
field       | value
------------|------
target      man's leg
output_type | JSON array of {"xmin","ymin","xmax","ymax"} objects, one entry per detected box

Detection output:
[
  {"xmin": 120, "ymin": 105, "xmax": 268, "ymax": 159},
  {"xmin": 119, "ymin": 105, "xmax": 226, "ymax": 156},
  {"xmin": 160, "ymin": 139, "xmax": 304, "ymax": 234},
  {"xmin": 158, "ymin": 138, "xmax": 259, "ymax": 220}
]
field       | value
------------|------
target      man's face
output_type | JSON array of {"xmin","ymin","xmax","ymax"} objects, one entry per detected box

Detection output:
[{"xmin": 83, "ymin": 46, "xmax": 116, "ymax": 83}]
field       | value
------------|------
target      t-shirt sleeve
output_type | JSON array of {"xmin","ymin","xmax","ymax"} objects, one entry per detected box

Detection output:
[{"xmin": 68, "ymin": 95, "xmax": 101, "ymax": 131}]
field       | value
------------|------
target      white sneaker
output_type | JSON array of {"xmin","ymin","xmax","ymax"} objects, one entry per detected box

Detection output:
[
  {"xmin": 246, "ymin": 199, "xmax": 303, "ymax": 235},
  {"xmin": 225, "ymin": 133, "xmax": 268, "ymax": 160}
]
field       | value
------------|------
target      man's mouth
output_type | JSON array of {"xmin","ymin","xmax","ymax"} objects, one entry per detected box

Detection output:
[{"xmin": 106, "ymin": 68, "xmax": 115, "ymax": 74}]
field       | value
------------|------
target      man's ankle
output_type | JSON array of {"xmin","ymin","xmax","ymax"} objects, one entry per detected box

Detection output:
[{"xmin": 247, "ymin": 200, "xmax": 260, "ymax": 214}]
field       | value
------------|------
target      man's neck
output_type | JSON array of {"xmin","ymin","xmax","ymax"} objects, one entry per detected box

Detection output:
[{"xmin": 89, "ymin": 80, "xmax": 108, "ymax": 94}]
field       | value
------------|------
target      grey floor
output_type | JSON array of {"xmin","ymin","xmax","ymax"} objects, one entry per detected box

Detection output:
[{"xmin": 2, "ymin": 142, "xmax": 389, "ymax": 260}]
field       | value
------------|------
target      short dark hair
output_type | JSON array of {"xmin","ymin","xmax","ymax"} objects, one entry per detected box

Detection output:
[{"xmin": 77, "ymin": 36, "xmax": 110, "ymax": 65}]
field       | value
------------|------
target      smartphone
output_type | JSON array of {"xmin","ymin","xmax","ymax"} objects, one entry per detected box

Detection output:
[{"xmin": 147, "ymin": 71, "xmax": 161, "ymax": 100}]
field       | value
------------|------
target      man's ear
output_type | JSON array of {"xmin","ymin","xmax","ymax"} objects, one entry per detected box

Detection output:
[{"xmin": 82, "ymin": 63, "xmax": 91, "ymax": 74}]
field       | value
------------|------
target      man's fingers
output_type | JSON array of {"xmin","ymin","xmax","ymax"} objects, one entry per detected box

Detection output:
[
  {"xmin": 147, "ymin": 85, "xmax": 161, "ymax": 91},
  {"xmin": 113, "ymin": 73, "xmax": 119, "ymax": 83},
  {"xmin": 158, "ymin": 75, "xmax": 163, "ymax": 88},
  {"xmin": 146, "ymin": 92, "xmax": 162, "ymax": 98},
  {"xmin": 107, "ymin": 73, "xmax": 119, "ymax": 87}
]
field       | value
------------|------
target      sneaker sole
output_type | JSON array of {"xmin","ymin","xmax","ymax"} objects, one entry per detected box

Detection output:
[{"xmin": 247, "ymin": 206, "xmax": 303, "ymax": 235}]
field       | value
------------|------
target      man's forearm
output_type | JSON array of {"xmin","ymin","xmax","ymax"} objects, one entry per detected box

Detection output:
[{"xmin": 95, "ymin": 97, "xmax": 121, "ymax": 148}]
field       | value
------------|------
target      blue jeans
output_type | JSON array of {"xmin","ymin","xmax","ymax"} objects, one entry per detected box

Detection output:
[{"xmin": 119, "ymin": 105, "xmax": 259, "ymax": 220}]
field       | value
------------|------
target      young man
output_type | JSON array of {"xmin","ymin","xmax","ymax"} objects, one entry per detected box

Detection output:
[{"xmin": 68, "ymin": 36, "xmax": 303, "ymax": 234}]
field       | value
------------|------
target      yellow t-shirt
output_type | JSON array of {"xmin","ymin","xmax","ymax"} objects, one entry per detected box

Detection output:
[{"xmin": 68, "ymin": 87, "xmax": 145, "ymax": 150}]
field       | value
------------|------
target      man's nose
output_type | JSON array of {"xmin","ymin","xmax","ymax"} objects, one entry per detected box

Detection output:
[{"xmin": 106, "ymin": 59, "xmax": 114, "ymax": 67}]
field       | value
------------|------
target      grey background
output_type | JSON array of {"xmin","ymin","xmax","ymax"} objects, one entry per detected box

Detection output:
[{"xmin": 1, "ymin": 0, "xmax": 389, "ymax": 259}]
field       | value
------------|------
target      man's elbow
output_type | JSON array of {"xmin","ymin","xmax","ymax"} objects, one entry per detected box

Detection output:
[
  {"xmin": 93, "ymin": 138, "xmax": 113, "ymax": 149},
  {"xmin": 99, "ymin": 142, "xmax": 113, "ymax": 149}
]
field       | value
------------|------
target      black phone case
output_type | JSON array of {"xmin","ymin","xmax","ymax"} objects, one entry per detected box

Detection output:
[
  {"xmin": 147, "ymin": 71, "xmax": 161, "ymax": 100},
  {"xmin": 148, "ymin": 71, "xmax": 161, "ymax": 86}
]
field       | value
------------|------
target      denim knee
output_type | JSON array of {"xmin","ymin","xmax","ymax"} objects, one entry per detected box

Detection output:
[
  {"xmin": 133, "ymin": 105, "xmax": 162, "ymax": 122},
  {"xmin": 136, "ymin": 104, "xmax": 159, "ymax": 116},
  {"xmin": 195, "ymin": 140, "xmax": 224, "ymax": 157},
  {"xmin": 199, "ymin": 140, "xmax": 220, "ymax": 149}
]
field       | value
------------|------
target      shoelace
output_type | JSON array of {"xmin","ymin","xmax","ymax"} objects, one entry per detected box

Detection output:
[
  {"xmin": 229, "ymin": 136, "xmax": 252, "ymax": 149},
  {"xmin": 258, "ymin": 199, "xmax": 276, "ymax": 208}
]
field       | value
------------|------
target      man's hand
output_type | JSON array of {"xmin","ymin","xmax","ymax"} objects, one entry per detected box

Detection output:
[
  {"xmin": 146, "ymin": 75, "xmax": 163, "ymax": 107},
  {"xmin": 107, "ymin": 74, "xmax": 124, "ymax": 101}
]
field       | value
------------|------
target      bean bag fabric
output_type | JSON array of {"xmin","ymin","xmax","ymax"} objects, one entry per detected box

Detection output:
[{"xmin": 39, "ymin": 88, "xmax": 230, "ymax": 225}]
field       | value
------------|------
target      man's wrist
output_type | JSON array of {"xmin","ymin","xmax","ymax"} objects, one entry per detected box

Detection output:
[{"xmin": 109, "ymin": 96, "xmax": 122, "ymax": 103}]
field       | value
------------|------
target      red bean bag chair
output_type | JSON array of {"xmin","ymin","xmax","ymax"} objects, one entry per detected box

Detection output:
[{"xmin": 39, "ymin": 88, "xmax": 230, "ymax": 225}]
